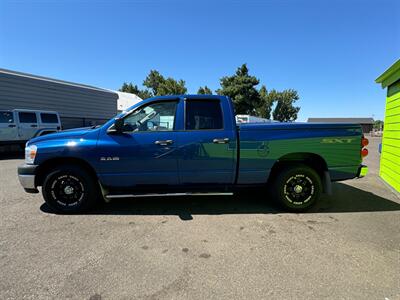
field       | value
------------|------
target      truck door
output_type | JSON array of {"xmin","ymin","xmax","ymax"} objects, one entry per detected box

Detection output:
[
  {"xmin": 176, "ymin": 98, "xmax": 236, "ymax": 185},
  {"xmin": 96, "ymin": 100, "xmax": 180, "ymax": 188},
  {"xmin": 0, "ymin": 111, "xmax": 18, "ymax": 142},
  {"xmin": 17, "ymin": 111, "xmax": 39, "ymax": 141}
]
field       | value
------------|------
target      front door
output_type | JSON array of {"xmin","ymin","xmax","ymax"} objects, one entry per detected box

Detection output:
[
  {"xmin": 17, "ymin": 111, "xmax": 38, "ymax": 140},
  {"xmin": 176, "ymin": 99, "xmax": 236, "ymax": 185},
  {"xmin": 0, "ymin": 111, "xmax": 18, "ymax": 141},
  {"xmin": 96, "ymin": 100, "xmax": 180, "ymax": 189}
]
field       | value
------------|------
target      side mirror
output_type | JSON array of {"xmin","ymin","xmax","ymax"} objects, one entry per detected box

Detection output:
[{"xmin": 110, "ymin": 117, "xmax": 124, "ymax": 133}]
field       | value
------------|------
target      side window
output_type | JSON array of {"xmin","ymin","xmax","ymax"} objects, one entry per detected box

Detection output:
[
  {"xmin": 185, "ymin": 100, "xmax": 223, "ymax": 130},
  {"xmin": 0, "ymin": 111, "xmax": 14, "ymax": 123},
  {"xmin": 40, "ymin": 113, "xmax": 59, "ymax": 123},
  {"xmin": 123, "ymin": 101, "xmax": 177, "ymax": 132},
  {"xmin": 19, "ymin": 112, "xmax": 37, "ymax": 123}
]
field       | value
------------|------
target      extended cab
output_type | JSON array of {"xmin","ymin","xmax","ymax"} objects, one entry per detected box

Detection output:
[
  {"xmin": 0, "ymin": 109, "xmax": 61, "ymax": 147},
  {"xmin": 17, "ymin": 95, "xmax": 368, "ymax": 213}
]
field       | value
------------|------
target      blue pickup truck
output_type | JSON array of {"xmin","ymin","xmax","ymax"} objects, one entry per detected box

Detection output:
[{"xmin": 18, "ymin": 95, "xmax": 368, "ymax": 213}]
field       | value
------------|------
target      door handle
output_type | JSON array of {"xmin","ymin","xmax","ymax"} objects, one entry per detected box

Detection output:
[
  {"xmin": 8, "ymin": 124, "xmax": 16, "ymax": 128},
  {"xmin": 155, "ymin": 140, "xmax": 173, "ymax": 146},
  {"xmin": 213, "ymin": 138, "xmax": 230, "ymax": 144},
  {"xmin": 30, "ymin": 124, "xmax": 38, "ymax": 127}
]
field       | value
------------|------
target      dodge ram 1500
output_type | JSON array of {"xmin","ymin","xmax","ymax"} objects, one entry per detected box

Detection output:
[{"xmin": 18, "ymin": 95, "xmax": 368, "ymax": 213}]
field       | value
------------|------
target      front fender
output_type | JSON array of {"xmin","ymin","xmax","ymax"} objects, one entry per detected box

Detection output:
[{"xmin": 32, "ymin": 130, "xmax": 100, "ymax": 166}]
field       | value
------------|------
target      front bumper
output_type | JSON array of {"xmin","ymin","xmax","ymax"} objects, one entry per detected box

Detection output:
[
  {"xmin": 357, "ymin": 165, "xmax": 368, "ymax": 178},
  {"xmin": 17, "ymin": 164, "xmax": 39, "ymax": 193}
]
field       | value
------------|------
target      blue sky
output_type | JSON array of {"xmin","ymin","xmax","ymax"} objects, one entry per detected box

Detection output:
[{"xmin": 1, "ymin": 0, "xmax": 399, "ymax": 121}]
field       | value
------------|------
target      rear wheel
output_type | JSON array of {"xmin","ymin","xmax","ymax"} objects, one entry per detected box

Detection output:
[
  {"xmin": 42, "ymin": 165, "xmax": 99, "ymax": 213},
  {"xmin": 272, "ymin": 164, "xmax": 322, "ymax": 212}
]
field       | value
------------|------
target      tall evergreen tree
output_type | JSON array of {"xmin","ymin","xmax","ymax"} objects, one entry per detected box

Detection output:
[
  {"xmin": 272, "ymin": 89, "xmax": 300, "ymax": 122},
  {"xmin": 143, "ymin": 70, "xmax": 187, "ymax": 96},
  {"xmin": 217, "ymin": 64, "xmax": 261, "ymax": 114},
  {"xmin": 119, "ymin": 82, "xmax": 152, "ymax": 100},
  {"xmin": 143, "ymin": 70, "xmax": 165, "ymax": 96},
  {"xmin": 197, "ymin": 86, "xmax": 213, "ymax": 95},
  {"xmin": 157, "ymin": 78, "xmax": 187, "ymax": 95},
  {"xmin": 256, "ymin": 85, "xmax": 274, "ymax": 119}
]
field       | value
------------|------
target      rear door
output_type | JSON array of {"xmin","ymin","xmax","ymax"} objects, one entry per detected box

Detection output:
[
  {"xmin": 39, "ymin": 112, "xmax": 60, "ymax": 131},
  {"xmin": 0, "ymin": 111, "xmax": 18, "ymax": 141},
  {"xmin": 176, "ymin": 98, "xmax": 236, "ymax": 185},
  {"xmin": 17, "ymin": 111, "xmax": 39, "ymax": 140}
]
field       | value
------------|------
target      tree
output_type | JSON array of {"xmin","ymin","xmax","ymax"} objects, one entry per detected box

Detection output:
[
  {"xmin": 143, "ymin": 70, "xmax": 187, "ymax": 96},
  {"xmin": 255, "ymin": 85, "xmax": 274, "ymax": 119},
  {"xmin": 120, "ymin": 65, "xmax": 301, "ymax": 119},
  {"xmin": 119, "ymin": 82, "xmax": 152, "ymax": 100},
  {"xmin": 157, "ymin": 78, "xmax": 187, "ymax": 95},
  {"xmin": 119, "ymin": 82, "xmax": 136, "ymax": 94},
  {"xmin": 217, "ymin": 64, "xmax": 261, "ymax": 114},
  {"xmin": 373, "ymin": 120, "xmax": 384, "ymax": 130},
  {"xmin": 143, "ymin": 70, "xmax": 165, "ymax": 96},
  {"xmin": 271, "ymin": 89, "xmax": 300, "ymax": 122},
  {"xmin": 197, "ymin": 86, "xmax": 213, "ymax": 95}
]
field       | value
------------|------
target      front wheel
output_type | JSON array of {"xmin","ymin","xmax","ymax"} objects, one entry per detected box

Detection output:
[
  {"xmin": 42, "ymin": 165, "xmax": 99, "ymax": 213},
  {"xmin": 271, "ymin": 164, "xmax": 322, "ymax": 212}
]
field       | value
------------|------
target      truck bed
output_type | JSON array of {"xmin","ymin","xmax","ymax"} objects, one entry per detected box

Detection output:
[{"xmin": 237, "ymin": 122, "xmax": 363, "ymax": 184}]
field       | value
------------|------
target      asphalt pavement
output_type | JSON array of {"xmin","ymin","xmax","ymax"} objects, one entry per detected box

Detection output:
[{"xmin": 0, "ymin": 137, "xmax": 399, "ymax": 299}]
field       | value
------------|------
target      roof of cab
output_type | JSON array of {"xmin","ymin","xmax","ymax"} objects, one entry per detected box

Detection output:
[{"xmin": 144, "ymin": 94, "xmax": 225, "ymax": 101}]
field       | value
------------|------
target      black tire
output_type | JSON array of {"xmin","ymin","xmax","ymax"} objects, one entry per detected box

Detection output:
[
  {"xmin": 42, "ymin": 165, "xmax": 99, "ymax": 213},
  {"xmin": 271, "ymin": 164, "xmax": 322, "ymax": 212}
]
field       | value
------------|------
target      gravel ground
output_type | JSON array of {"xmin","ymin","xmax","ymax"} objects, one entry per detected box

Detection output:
[{"xmin": 0, "ymin": 137, "xmax": 399, "ymax": 300}]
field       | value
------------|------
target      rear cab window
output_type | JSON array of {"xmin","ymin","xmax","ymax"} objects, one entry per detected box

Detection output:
[
  {"xmin": 0, "ymin": 111, "xmax": 14, "ymax": 123},
  {"xmin": 18, "ymin": 112, "xmax": 37, "ymax": 123},
  {"xmin": 40, "ymin": 113, "xmax": 59, "ymax": 123},
  {"xmin": 185, "ymin": 100, "xmax": 223, "ymax": 130}
]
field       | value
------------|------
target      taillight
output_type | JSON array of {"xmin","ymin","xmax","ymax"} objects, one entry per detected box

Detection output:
[
  {"xmin": 361, "ymin": 137, "xmax": 369, "ymax": 147},
  {"xmin": 360, "ymin": 135, "xmax": 368, "ymax": 158},
  {"xmin": 361, "ymin": 135, "xmax": 369, "ymax": 158},
  {"xmin": 361, "ymin": 148, "xmax": 368, "ymax": 158}
]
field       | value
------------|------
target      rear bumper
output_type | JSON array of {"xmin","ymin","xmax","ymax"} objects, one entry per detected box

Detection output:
[
  {"xmin": 17, "ymin": 164, "xmax": 39, "ymax": 193},
  {"xmin": 357, "ymin": 165, "xmax": 368, "ymax": 178}
]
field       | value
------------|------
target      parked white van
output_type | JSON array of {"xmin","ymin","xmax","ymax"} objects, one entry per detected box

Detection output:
[{"xmin": 0, "ymin": 109, "xmax": 61, "ymax": 146}]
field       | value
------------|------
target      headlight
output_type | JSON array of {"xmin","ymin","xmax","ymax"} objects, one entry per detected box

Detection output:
[{"xmin": 25, "ymin": 145, "xmax": 37, "ymax": 164}]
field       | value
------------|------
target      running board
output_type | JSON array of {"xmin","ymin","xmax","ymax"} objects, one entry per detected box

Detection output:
[{"xmin": 105, "ymin": 192, "xmax": 233, "ymax": 199}]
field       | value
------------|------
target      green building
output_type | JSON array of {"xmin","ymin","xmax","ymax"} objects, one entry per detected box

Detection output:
[{"xmin": 376, "ymin": 59, "xmax": 400, "ymax": 193}]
